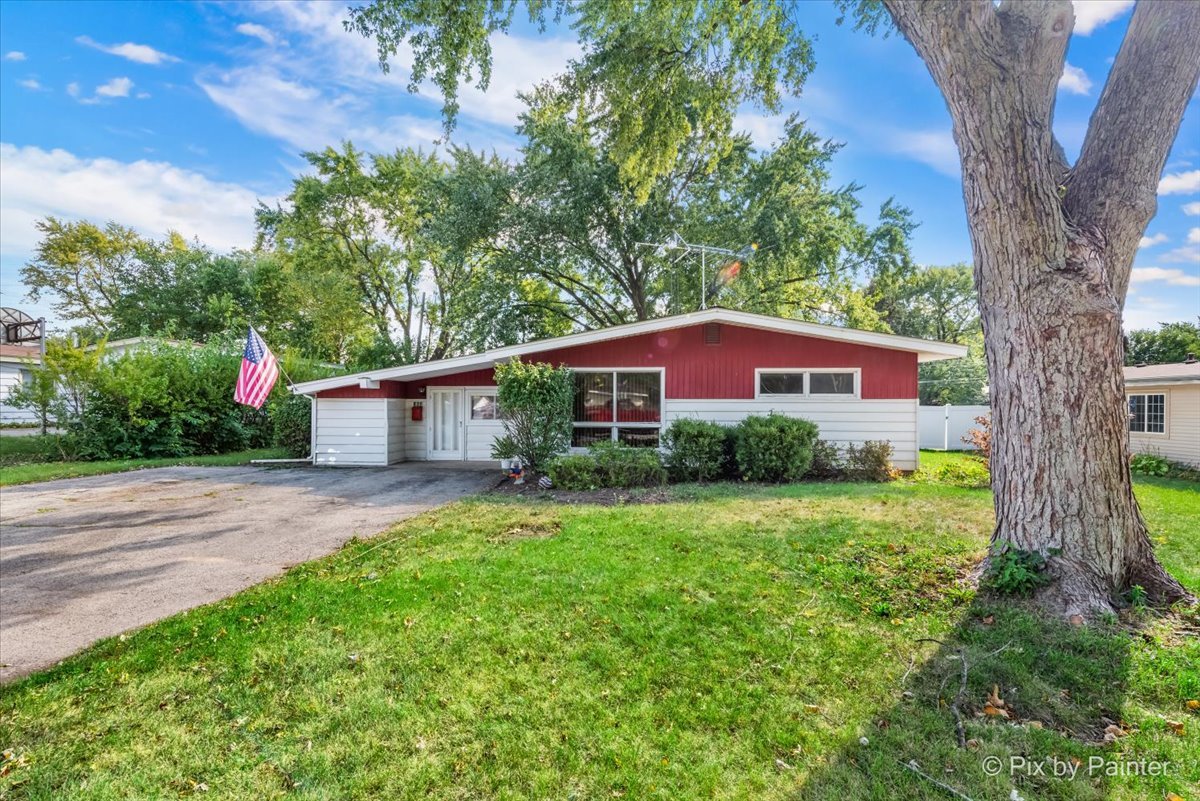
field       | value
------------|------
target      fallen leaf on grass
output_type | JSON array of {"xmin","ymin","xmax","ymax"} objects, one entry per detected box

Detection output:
[
  {"xmin": 1186, "ymin": 699, "xmax": 1199, "ymax": 711},
  {"xmin": 1165, "ymin": 720, "xmax": 1185, "ymax": 736}
]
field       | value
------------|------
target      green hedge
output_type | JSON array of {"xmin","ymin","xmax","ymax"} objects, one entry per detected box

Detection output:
[
  {"xmin": 733, "ymin": 413, "xmax": 818, "ymax": 483},
  {"xmin": 548, "ymin": 441, "xmax": 666, "ymax": 490},
  {"xmin": 662, "ymin": 419, "xmax": 731, "ymax": 482}
]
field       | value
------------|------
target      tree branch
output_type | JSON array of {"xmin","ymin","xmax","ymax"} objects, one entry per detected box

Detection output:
[{"xmin": 1064, "ymin": 0, "xmax": 1200, "ymax": 299}]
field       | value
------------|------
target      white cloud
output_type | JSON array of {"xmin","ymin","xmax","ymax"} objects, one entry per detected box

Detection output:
[
  {"xmin": 1190, "ymin": 228, "xmax": 1200, "ymax": 244},
  {"xmin": 1130, "ymin": 267, "xmax": 1200, "ymax": 287},
  {"xmin": 4, "ymin": 51, "xmax": 26, "ymax": 61},
  {"xmin": 18, "ymin": 78, "xmax": 44, "ymax": 91},
  {"xmin": 1159, "ymin": 170, "xmax": 1200, "ymax": 195},
  {"xmin": 136, "ymin": 91, "xmax": 151, "ymax": 100},
  {"xmin": 199, "ymin": 67, "xmax": 448, "ymax": 154},
  {"xmin": 1058, "ymin": 63, "xmax": 1092, "ymax": 95},
  {"xmin": 76, "ymin": 35, "xmax": 179, "ymax": 65},
  {"xmin": 1072, "ymin": 0, "xmax": 1135, "ymax": 35},
  {"xmin": 198, "ymin": 2, "xmax": 577, "ymax": 157},
  {"xmin": 734, "ymin": 112, "xmax": 787, "ymax": 150},
  {"xmin": 1138, "ymin": 233, "xmax": 1169, "ymax": 249},
  {"xmin": 887, "ymin": 128, "xmax": 960, "ymax": 177},
  {"xmin": 95, "ymin": 77, "xmax": 133, "ymax": 98},
  {"xmin": 66, "ymin": 82, "xmax": 80, "ymax": 98},
  {"xmin": 1161, "ymin": 244, "xmax": 1200, "ymax": 264},
  {"xmin": 1184, "ymin": 202, "xmax": 1200, "ymax": 216},
  {"xmin": 236, "ymin": 23, "xmax": 278, "ymax": 46},
  {"xmin": 0, "ymin": 143, "xmax": 268, "ymax": 256}
]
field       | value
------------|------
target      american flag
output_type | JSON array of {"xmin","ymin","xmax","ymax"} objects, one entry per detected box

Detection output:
[{"xmin": 234, "ymin": 327, "xmax": 280, "ymax": 409}]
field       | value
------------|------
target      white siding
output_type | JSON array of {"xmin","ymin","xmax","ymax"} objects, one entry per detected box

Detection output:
[
  {"xmin": 1129, "ymin": 384, "xmax": 1200, "ymax": 468},
  {"xmin": 404, "ymin": 400, "xmax": 428, "ymax": 460},
  {"xmin": 313, "ymin": 398, "xmax": 388, "ymax": 466},
  {"xmin": 665, "ymin": 398, "xmax": 920, "ymax": 470},
  {"xmin": 0, "ymin": 363, "xmax": 38, "ymax": 424},
  {"xmin": 386, "ymin": 399, "xmax": 406, "ymax": 464}
]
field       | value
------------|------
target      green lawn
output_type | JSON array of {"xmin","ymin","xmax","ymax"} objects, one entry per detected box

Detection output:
[
  {"xmin": 0, "ymin": 439, "xmax": 289, "ymax": 486},
  {"xmin": 1, "ymin": 455, "xmax": 1196, "ymax": 800}
]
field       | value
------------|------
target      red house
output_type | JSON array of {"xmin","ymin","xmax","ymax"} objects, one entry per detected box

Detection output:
[{"xmin": 290, "ymin": 309, "xmax": 966, "ymax": 470}]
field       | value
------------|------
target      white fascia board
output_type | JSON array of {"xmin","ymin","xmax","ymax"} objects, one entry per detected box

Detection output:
[{"xmin": 291, "ymin": 308, "xmax": 967, "ymax": 394}]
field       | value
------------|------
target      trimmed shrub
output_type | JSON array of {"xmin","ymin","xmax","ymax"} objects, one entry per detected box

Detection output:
[
  {"xmin": 492, "ymin": 360, "xmax": 574, "ymax": 472},
  {"xmin": 547, "ymin": 454, "xmax": 600, "ymax": 490},
  {"xmin": 590, "ymin": 441, "xmax": 667, "ymax": 487},
  {"xmin": 662, "ymin": 418, "xmax": 729, "ymax": 482},
  {"xmin": 808, "ymin": 438, "xmax": 846, "ymax": 480},
  {"xmin": 547, "ymin": 442, "xmax": 667, "ymax": 490},
  {"xmin": 845, "ymin": 440, "xmax": 895, "ymax": 482},
  {"xmin": 271, "ymin": 394, "xmax": 312, "ymax": 458},
  {"xmin": 733, "ymin": 413, "xmax": 818, "ymax": 483}
]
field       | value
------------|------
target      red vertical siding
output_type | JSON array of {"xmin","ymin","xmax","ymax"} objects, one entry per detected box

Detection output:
[
  {"xmin": 315, "ymin": 323, "xmax": 918, "ymax": 400},
  {"xmin": 535, "ymin": 323, "xmax": 917, "ymax": 399}
]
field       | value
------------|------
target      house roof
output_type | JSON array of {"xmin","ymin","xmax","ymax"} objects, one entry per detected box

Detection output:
[
  {"xmin": 0, "ymin": 343, "xmax": 40, "ymax": 364},
  {"xmin": 290, "ymin": 308, "xmax": 968, "ymax": 395},
  {"xmin": 1124, "ymin": 360, "xmax": 1200, "ymax": 386}
]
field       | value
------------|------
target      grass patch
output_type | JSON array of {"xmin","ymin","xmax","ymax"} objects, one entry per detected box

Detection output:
[
  {"xmin": 0, "ymin": 455, "xmax": 1196, "ymax": 799},
  {"xmin": 0, "ymin": 444, "xmax": 289, "ymax": 486}
]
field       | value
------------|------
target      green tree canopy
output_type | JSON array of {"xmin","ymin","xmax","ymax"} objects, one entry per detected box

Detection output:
[{"xmin": 1125, "ymin": 320, "xmax": 1200, "ymax": 365}]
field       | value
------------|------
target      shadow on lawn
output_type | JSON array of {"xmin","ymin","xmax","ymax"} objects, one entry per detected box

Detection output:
[{"xmin": 796, "ymin": 596, "xmax": 1163, "ymax": 801}]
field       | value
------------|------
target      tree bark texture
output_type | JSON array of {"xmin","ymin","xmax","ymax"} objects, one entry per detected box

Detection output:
[{"xmin": 883, "ymin": 0, "xmax": 1200, "ymax": 615}]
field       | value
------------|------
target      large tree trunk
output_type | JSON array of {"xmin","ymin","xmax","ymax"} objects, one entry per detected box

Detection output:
[{"xmin": 885, "ymin": 0, "xmax": 1200, "ymax": 617}]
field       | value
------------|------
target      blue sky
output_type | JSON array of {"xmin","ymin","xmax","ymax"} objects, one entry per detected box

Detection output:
[{"xmin": 1, "ymin": 0, "xmax": 1197, "ymax": 332}]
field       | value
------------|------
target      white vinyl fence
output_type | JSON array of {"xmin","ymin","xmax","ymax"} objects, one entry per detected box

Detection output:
[{"xmin": 919, "ymin": 404, "xmax": 990, "ymax": 450}]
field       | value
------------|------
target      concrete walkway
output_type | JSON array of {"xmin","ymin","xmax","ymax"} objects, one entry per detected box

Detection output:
[{"xmin": 0, "ymin": 463, "xmax": 497, "ymax": 682}]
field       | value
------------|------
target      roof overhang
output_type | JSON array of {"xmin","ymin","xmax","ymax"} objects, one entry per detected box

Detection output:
[{"xmin": 291, "ymin": 308, "xmax": 969, "ymax": 395}]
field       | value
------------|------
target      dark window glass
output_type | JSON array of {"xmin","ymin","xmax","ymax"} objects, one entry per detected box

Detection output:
[
  {"xmin": 571, "ymin": 427, "xmax": 613, "ymax": 448},
  {"xmin": 617, "ymin": 427, "xmax": 660, "ymax": 448},
  {"xmin": 573, "ymin": 372, "xmax": 614, "ymax": 423},
  {"xmin": 1128, "ymin": 395, "xmax": 1146, "ymax": 433},
  {"xmin": 759, "ymin": 372, "xmax": 804, "ymax": 395},
  {"xmin": 470, "ymin": 394, "xmax": 497, "ymax": 420},
  {"xmin": 616, "ymin": 372, "xmax": 660, "ymax": 422},
  {"xmin": 1146, "ymin": 394, "xmax": 1165, "ymax": 434},
  {"xmin": 809, "ymin": 372, "xmax": 856, "ymax": 395}
]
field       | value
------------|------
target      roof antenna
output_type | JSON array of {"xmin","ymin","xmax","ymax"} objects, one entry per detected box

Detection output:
[{"xmin": 635, "ymin": 234, "xmax": 758, "ymax": 311}]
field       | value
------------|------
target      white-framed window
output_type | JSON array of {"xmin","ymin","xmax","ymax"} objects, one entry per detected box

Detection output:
[
  {"xmin": 755, "ymin": 368, "xmax": 860, "ymax": 399},
  {"xmin": 1128, "ymin": 393, "xmax": 1165, "ymax": 434},
  {"xmin": 571, "ymin": 369, "xmax": 663, "ymax": 448},
  {"xmin": 469, "ymin": 392, "xmax": 499, "ymax": 420}
]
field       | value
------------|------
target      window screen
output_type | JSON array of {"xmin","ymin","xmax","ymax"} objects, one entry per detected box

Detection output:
[
  {"xmin": 573, "ymin": 372, "xmax": 614, "ymax": 423},
  {"xmin": 759, "ymin": 373, "xmax": 805, "ymax": 395},
  {"xmin": 808, "ymin": 372, "xmax": 856, "ymax": 395},
  {"xmin": 616, "ymin": 372, "xmax": 660, "ymax": 422}
]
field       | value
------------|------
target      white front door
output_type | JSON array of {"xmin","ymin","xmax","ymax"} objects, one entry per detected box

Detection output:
[{"xmin": 427, "ymin": 389, "xmax": 464, "ymax": 459}]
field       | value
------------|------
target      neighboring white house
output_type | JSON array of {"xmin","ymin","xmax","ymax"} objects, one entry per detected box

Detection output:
[
  {"xmin": 0, "ymin": 344, "xmax": 41, "ymax": 424},
  {"xmin": 1125, "ymin": 358, "xmax": 1200, "ymax": 468}
]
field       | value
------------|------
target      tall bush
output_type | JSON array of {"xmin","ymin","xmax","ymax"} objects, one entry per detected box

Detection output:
[
  {"xmin": 271, "ymin": 394, "xmax": 312, "ymax": 457},
  {"xmin": 733, "ymin": 413, "xmax": 818, "ymax": 482},
  {"xmin": 73, "ymin": 342, "xmax": 270, "ymax": 459},
  {"xmin": 491, "ymin": 360, "xmax": 574, "ymax": 472}
]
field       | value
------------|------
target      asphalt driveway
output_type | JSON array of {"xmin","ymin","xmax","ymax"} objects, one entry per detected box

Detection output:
[{"xmin": 0, "ymin": 464, "xmax": 497, "ymax": 682}]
